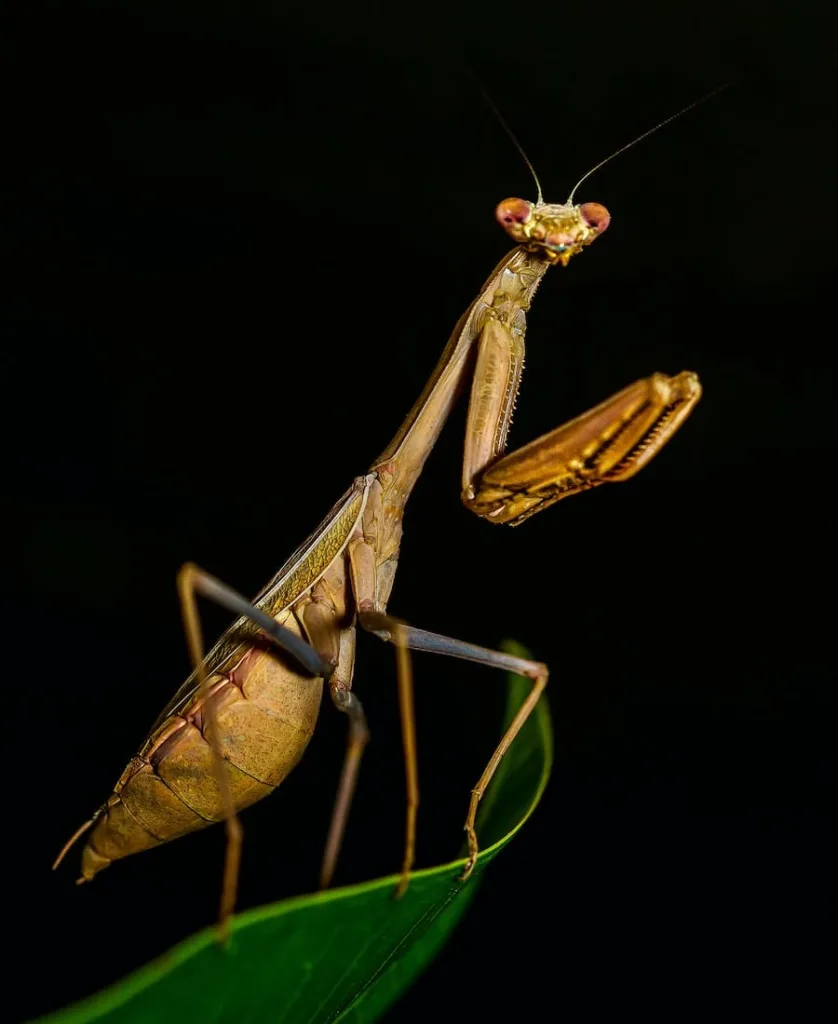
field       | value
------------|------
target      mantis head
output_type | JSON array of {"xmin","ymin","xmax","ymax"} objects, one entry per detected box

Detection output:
[
  {"xmin": 496, "ymin": 198, "xmax": 611, "ymax": 267},
  {"xmin": 490, "ymin": 85, "xmax": 727, "ymax": 268}
]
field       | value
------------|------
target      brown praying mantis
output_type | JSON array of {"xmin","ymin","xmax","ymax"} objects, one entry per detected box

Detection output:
[{"xmin": 54, "ymin": 97, "xmax": 710, "ymax": 932}]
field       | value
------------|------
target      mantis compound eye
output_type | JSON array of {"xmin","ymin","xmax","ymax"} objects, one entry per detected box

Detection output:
[
  {"xmin": 496, "ymin": 198, "xmax": 533, "ymax": 228},
  {"xmin": 579, "ymin": 202, "xmax": 611, "ymax": 235}
]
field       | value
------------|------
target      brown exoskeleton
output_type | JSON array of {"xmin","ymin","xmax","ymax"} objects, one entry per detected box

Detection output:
[{"xmin": 55, "ymin": 100, "xmax": 711, "ymax": 932}]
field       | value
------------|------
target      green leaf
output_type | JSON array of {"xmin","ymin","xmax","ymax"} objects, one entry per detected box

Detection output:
[{"xmin": 37, "ymin": 641, "xmax": 552, "ymax": 1024}]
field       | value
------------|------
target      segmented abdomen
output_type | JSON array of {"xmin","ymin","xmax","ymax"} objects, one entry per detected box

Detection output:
[{"xmin": 80, "ymin": 626, "xmax": 323, "ymax": 880}]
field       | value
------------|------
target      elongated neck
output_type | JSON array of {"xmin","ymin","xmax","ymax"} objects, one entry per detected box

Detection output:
[{"xmin": 369, "ymin": 247, "xmax": 550, "ymax": 511}]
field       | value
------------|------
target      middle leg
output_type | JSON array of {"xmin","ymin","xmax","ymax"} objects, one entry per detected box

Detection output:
[
  {"xmin": 359, "ymin": 610, "xmax": 548, "ymax": 880},
  {"xmin": 348, "ymin": 537, "xmax": 547, "ymax": 886}
]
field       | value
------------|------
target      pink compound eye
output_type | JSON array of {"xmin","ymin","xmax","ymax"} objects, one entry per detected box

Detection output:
[
  {"xmin": 579, "ymin": 202, "xmax": 611, "ymax": 234},
  {"xmin": 496, "ymin": 198, "xmax": 532, "ymax": 228}
]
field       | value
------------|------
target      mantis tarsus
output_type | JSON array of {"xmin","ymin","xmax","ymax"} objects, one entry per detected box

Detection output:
[{"xmin": 54, "ymin": 100, "xmax": 707, "ymax": 933}]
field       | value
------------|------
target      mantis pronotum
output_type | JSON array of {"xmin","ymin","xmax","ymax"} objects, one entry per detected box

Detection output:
[{"xmin": 55, "ymin": 92, "xmax": 714, "ymax": 932}]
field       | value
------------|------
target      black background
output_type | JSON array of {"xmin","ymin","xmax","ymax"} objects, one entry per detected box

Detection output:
[{"xmin": 3, "ymin": 1, "xmax": 834, "ymax": 1020}]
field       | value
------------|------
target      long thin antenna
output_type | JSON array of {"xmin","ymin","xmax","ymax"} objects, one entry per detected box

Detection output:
[
  {"xmin": 566, "ymin": 82, "xmax": 731, "ymax": 204},
  {"xmin": 471, "ymin": 77, "xmax": 543, "ymax": 204}
]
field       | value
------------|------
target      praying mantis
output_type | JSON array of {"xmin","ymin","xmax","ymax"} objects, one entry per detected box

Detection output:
[{"xmin": 54, "ymin": 98, "xmax": 708, "ymax": 933}]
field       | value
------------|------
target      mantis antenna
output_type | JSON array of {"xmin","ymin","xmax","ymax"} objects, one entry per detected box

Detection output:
[
  {"xmin": 566, "ymin": 82, "xmax": 731, "ymax": 203},
  {"xmin": 474, "ymin": 73, "xmax": 729, "ymax": 207},
  {"xmin": 473, "ymin": 80, "xmax": 544, "ymax": 205}
]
